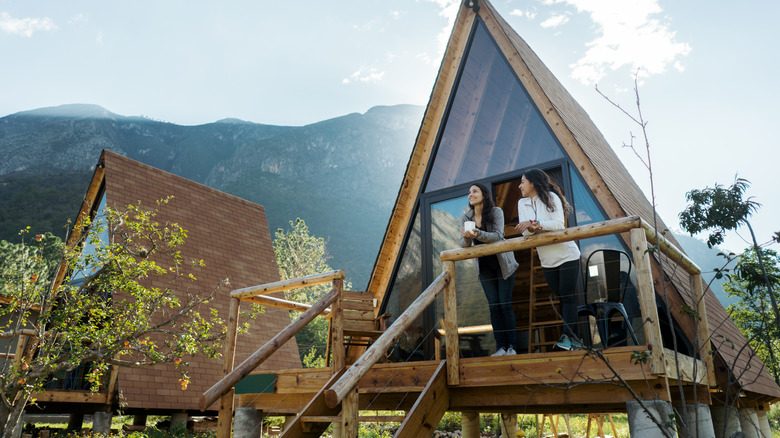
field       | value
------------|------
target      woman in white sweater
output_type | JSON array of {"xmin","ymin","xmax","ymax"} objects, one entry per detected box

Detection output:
[{"xmin": 515, "ymin": 169, "xmax": 582, "ymax": 351}]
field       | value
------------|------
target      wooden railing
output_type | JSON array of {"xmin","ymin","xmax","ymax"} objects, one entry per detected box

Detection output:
[
  {"xmin": 438, "ymin": 216, "xmax": 714, "ymax": 386},
  {"xmin": 323, "ymin": 270, "xmax": 451, "ymax": 408},
  {"xmin": 200, "ymin": 270, "xmax": 346, "ymax": 438},
  {"xmin": 203, "ymin": 216, "xmax": 713, "ymax": 437}
]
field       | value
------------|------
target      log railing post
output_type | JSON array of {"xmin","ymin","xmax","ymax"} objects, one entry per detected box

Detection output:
[
  {"xmin": 691, "ymin": 273, "xmax": 716, "ymax": 387},
  {"xmin": 217, "ymin": 297, "xmax": 241, "ymax": 438},
  {"xmin": 443, "ymin": 260, "xmax": 459, "ymax": 385},
  {"xmin": 331, "ymin": 278, "xmax": 345, "ymax": 373},
  {"xmin": 342, "ymin": 387, "xmax": 359, "ymax": 438},
  {"xmin": 629, "ymin": 228, "xmax": 666, "ymax": 375}
]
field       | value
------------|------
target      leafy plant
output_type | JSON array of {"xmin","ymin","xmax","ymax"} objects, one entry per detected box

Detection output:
[{"xmin": 0, "ymin": 198, "xmax": 228, "ymax": 437}]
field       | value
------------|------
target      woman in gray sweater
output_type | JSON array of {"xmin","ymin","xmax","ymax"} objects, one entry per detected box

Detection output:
[{"xmin": 460, "ymin": 183, "xmax": 519, "ymax": 356}]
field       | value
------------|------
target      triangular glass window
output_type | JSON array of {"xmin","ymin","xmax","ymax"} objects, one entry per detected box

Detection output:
[{"xmin": 424, "ymin": 19, "xmax": 564, "ymax": 193}]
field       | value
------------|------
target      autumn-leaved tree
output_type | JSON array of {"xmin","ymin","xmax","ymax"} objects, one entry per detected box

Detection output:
[
  {"xmin": 273, "ymin": 218, "xmax": 348, "ymax": 367},
  {"xmin": 0, "ymin": 198, "xmax": 227, "ymax": 437}
]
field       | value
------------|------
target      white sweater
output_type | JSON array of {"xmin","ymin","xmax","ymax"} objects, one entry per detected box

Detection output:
[{"xmin": 517, "ymin": 193, "xmax": 581, "ymax": 268}]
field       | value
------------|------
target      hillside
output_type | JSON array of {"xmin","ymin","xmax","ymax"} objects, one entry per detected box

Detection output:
[{"xmin": 0, "ymin": 104, "xmax": 424, "ymax": 289}]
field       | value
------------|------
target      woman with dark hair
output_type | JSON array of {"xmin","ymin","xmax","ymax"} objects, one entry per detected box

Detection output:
[
  {"xmin": 515, "ymin": 169, "xmax": 582, "ymax": 351},
  {"xmin": 460, "ymin": 183, "xmax": 520, "ymax": 356}
]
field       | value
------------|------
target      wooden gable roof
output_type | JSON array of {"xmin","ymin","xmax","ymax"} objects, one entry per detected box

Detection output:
[
  {"xmin": 66, "ymin": 150, "xmax": 302, "ymax": 412},
  {"xmin": 367, "ymin": 0, "xmax": 780, "ymax": 401}
]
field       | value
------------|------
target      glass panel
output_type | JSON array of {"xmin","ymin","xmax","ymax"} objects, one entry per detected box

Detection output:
[
  {"xmin": 384, "ymin": 212, "xmax": 426, "ymax": 361},
  {"xmin": 425, "ymin": 20, "xmax": 564, "ymax": 192},
  {"xmin": 71, "ymin": 191, "xmax": 109, "ymax": 284},
  {"xmin": 431, "ymin": 194, "xmax": 495, "ymax": 357},
  {"xmin": 569, "ymin": 167, "xmax": 603, "ymax": 226}
]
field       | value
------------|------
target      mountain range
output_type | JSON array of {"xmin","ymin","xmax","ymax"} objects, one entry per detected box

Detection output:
[
  {"xmin": 0, "ymin": 103, "xmax": 423, "ymax": 289},
  {"xmin": 0, "ymin": 103, "xmax": 734, "ymax": 304}
]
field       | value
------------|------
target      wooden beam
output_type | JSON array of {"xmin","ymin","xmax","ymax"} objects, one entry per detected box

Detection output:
[
  {"xmin": 395, "ymin": 361, "xmax": 450, "ymax": 438},
  {"xmin": 231, "ymin": 270, "xmax": 345, "ymax": 300},
  {"xmin": 440, "ymin": 216, "xmax": 641, "ymax": 262},
  {"xmin": 437, "ymin": 324, "xmax": 493, "ymax": 336},
  {"xmin": 331, "ymin": 279, "xmax": 345, "ymax": 374},
  {"xmin": 443, "ymin": 260, "xmax": 459, "ymax": 385},
  {"xmin": 642, "ymin": 220, "xmax": 701, "ymax": 275},
  {"xmin": 449, "ymin": 379, "xmax": 671, "ymax": 412},
  {"xmin": 457, "ymin": 347, "xmax": 655, "ymax": 386},
  {"xmin": 245, "ymin": 294, "xmax": 331, "ymax": 317},
  {"xmin": 32, "ymin": 390, "xmax": 108, "ymax": 404},
  {"xmin": 202, "ymin": 288, "xmax": 338, "ymax": 412},
  {"xmin": 324, "ymin": 271, "xmax": 451, "ymax": 409},
  {"xmin": 690, "ymin": 273, "xmax": 717, "ymax": 387},
  {"xmin": 342, "ymin": 387, "xmax": 359, "ymax": 438},
  {"xmin": 279, "ymin": 370, "xmax": 345, "ymax": 438},
  {"xmin": 216, "ymin": 298, "xmax": 241, "ymax": 438},
  {"xmin": 630, "ymin": 228, "xmax": 670, "ymax": 401}
]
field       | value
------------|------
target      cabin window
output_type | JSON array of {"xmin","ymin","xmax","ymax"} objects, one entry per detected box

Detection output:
[
  {"xmin": 384, "ymin": 212, "xmax": 426, "ymax": 361},
  {"xmin": 424, "ymin": 19, "xmax": 564, "ymax": 193}
]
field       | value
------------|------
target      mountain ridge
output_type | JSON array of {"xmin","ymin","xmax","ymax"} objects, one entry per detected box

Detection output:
[{"xmin": 0, "ymin": 103, "xmax": 424, "ymax": 289}]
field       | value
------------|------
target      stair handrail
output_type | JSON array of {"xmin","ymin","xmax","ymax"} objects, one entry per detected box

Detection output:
[
  {"xmin": 323, "ymin": 269, "xmax": 451, "ymax": 408},
  {"xmin": 200, "ymin": 270, "xmax": 345, "ymax": 412}
]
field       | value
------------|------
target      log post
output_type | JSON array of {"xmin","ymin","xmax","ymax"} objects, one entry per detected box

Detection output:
[
  {"xmin": 331, "ymin": 278, "xmax": 345, "ymax": 373},
  {"xmin": 216, "ymin": 297, "xmax": 241, "ymax": 438},
  {"xmin": 443, "ymin": 260, "xmax": 459, "ymax": 385},
  {"xmin": 691, "ymin": 273, "xmax": 716, "ymax": 387},
  {"xmin": 629, "ymin": 228, "xmax": 667, "ymax": 377},
  {"xmin": 342, "ymin": 387, "xmax": 359, "ymax": 438}
]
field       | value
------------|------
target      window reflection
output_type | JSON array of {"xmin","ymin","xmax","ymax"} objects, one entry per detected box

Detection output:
[
  {"xmin": 425, "ymin": 20, "xmax": 564, "ymax": 192},
  {"xmin": 430, "ymin": 195, "xmax": 494, "ymax": 356},
  {"xmin": 385, "ymin": 212, "xmax": 426, "ymax": 361}
]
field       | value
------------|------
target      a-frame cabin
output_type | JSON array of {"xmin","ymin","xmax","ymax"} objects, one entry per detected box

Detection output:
[{"xmin": 206, "ymin": 0, "xmax": 780, "ymax": 436}]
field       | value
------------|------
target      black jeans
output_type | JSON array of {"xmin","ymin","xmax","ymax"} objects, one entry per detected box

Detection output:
[
  {"xmin": 479, "ymin": 263, "xmax": 516, "ymax": 351},
  {"xmin": 542, "ymin": 259, "xmax": 581, "ymax": 339}
]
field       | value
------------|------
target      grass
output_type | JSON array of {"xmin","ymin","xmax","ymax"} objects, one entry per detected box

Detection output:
[{"xmin": 20, "ymin": 407, "xmax": 780, "ymax": 437}]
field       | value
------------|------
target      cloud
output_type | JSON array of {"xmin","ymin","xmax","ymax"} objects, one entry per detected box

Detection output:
[
  {"xmin": 424, "ymin": 0, "xmax": 460, "ymax": 55},
  {"xmin": 510, "ymin": 9, "xmax": 537, "ymax": 20},
  {"xmin": 68, "ymin": 13, "xmax": 88, "ymax": 25},
  {"xmin": 342, "ymin": 67, "xmax": 385, "ymax": 84},
  {"xmin": 540, "ymin": 14, "xmax": 569, "ymax": 28},
  {"xmin": 0, "ymin": 12, "xmax": 57, "ymax": 37},
  {"xmin": 546, "ymin": 0, "xmax": 691, "ymax": 84}
]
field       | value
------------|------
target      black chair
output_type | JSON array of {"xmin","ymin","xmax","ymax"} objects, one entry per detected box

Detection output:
[{"xmin": 578, "ymin": 249, "xmax": 639, "ymax": 348}]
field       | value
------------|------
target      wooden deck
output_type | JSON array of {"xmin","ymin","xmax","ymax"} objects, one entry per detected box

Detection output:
[{"xmin": 237, "ymin": 345, "xmax": 706, "ymax": 416}]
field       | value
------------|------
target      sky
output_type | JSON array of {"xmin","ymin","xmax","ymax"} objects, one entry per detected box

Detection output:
[{"xmin": 1, "ymin": 0, "xmax": 777, "ymax": 260}]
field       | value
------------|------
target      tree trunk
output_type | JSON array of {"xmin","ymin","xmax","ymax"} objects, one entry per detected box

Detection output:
[{"xmin": 0, "ymin": 395, "xmax": 28, "ymax": 438}]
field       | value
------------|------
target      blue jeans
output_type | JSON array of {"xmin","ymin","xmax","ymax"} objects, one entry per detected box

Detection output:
[
  {"xmin": 542, "ymin": 259, "xmax": 581, "ymax": 339},
  {"xmin": 479, "ymin": 264, "xmax": 516, "ymax": 351}
]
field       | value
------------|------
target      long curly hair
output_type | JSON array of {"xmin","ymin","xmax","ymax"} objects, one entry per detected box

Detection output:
[
  {"xmin": 522, "ymin": 168, "xmax": 571, "ymax": 214},
  {"xmin": 467, "ymin": 182, "xmax": 496, "ymax": 225}
]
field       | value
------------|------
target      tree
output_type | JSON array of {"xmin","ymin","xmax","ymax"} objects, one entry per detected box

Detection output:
[
  {"xmin": 724, "ymin": 248, "xmax": 780, "ymax": 384},
  {"xmin": 273, "ymin": 218, "xmax": 348, "ymax": 367},
  {"xmin": 0, "ymin": 231, "xmax": 64, "ymax": 290},
  {"xmin": 679, "ymin": 176, "xmax": 780, "ymax": 331},
  {"xmin": 0, "ymin": 198, "xmax": 227, "ymax": 437}
]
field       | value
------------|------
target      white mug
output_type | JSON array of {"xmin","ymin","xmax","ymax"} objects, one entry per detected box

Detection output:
[{"xmin": 464, "ymin": 221, "xmax": 476, "ymax": 232}]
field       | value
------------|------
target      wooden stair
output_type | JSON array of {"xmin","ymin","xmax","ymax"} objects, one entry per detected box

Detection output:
[{"xmin": 279, "ymin": 362, "xmax": 448, "ymax": 438}]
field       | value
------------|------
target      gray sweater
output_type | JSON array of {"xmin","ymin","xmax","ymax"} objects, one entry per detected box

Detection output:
[{"xmin": 459, "ymin": 207, "xmax": 519, "ymax": 280}]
